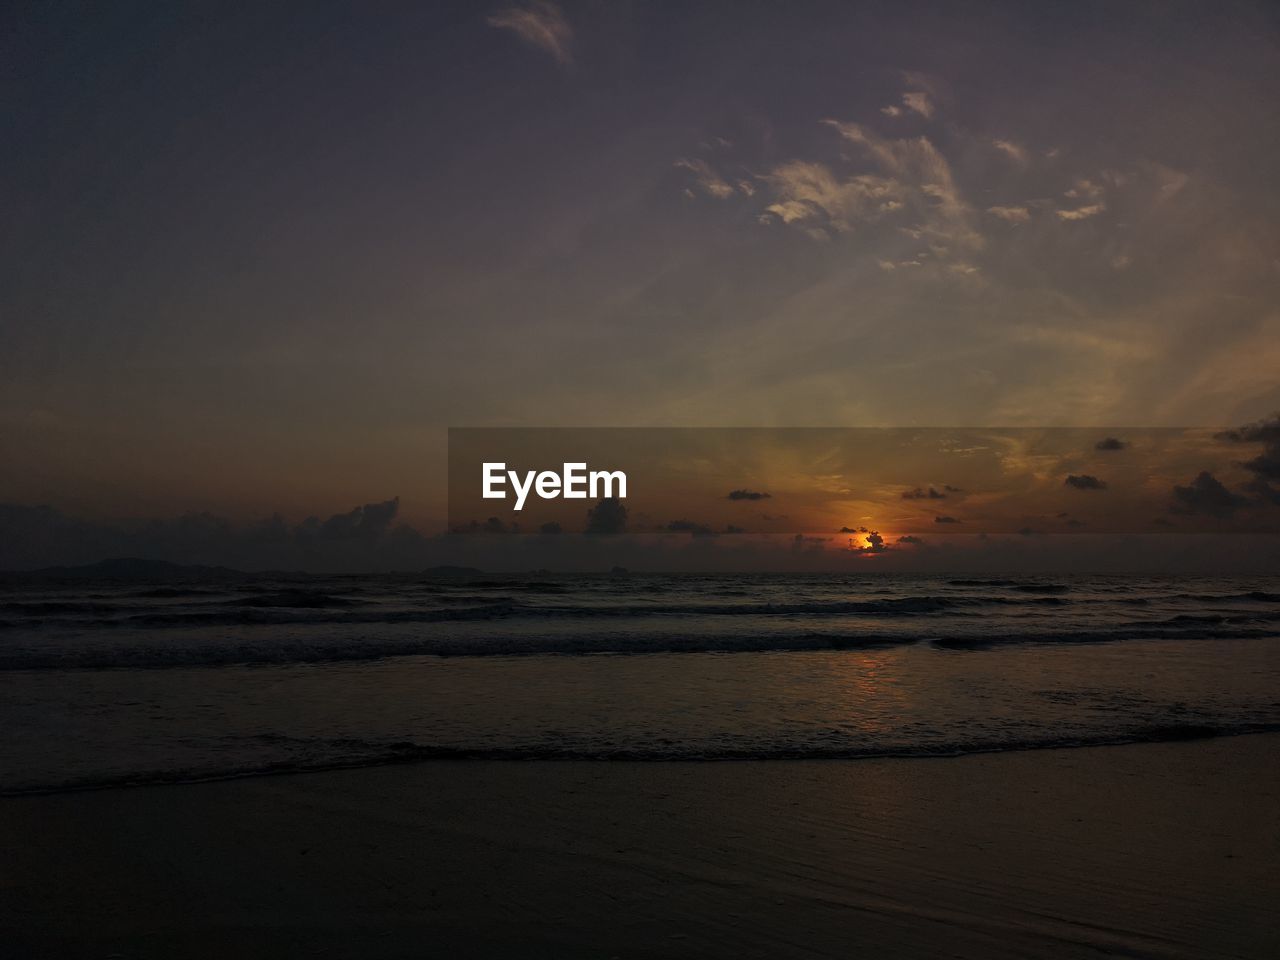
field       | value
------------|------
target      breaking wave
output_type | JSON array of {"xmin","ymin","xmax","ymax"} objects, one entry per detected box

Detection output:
[{"xmin": 8, "ymin": 721, "xmax": 1277, "ymax": 797}]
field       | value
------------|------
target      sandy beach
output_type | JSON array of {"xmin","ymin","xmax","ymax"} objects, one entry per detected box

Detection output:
[{"xmin": 3, "ymin": 733, "xmax": 1277, "ymax": 958}]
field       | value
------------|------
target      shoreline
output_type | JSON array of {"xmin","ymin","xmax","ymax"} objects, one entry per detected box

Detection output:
[
  {"xmin": 4, "ymin": 733, "xmax": 1277, "ymax": 958},
  {"xmin": 4, "ymin": 720, "xmax": 1276, "ymax": 799}
]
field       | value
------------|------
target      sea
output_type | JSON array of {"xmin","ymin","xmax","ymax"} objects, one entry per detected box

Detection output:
[{"xmin": 3, "ymin": 571, "xmax": 1279, "ymax": 794}]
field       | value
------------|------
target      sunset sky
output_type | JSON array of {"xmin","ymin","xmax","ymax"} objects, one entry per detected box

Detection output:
[{"xmin": 3, "ymin": 1, "xmax": 1279, "ymax": 570}]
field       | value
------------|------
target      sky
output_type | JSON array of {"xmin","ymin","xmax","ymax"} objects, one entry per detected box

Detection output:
[
  {"xmin": 447, "ymin": 427, "xmax": 1280, "ymax": 537},
  {"xmin": 2, "ymin": 1, "xmax": 1279, "ymax": 570}
]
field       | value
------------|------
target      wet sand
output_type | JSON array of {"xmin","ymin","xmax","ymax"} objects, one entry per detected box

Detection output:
[{"xmin": 3, "ymin": 734, "xmax": 1278, "ymax": 958}]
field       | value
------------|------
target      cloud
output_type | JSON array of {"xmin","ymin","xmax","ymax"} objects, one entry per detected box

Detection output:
[
  {"xmin": 901, "ymin": 486, "xmax": 948, "ymax": 499},
  {"xmin": 675, "ymin": 158, "xmax": 736, "ymax": 199},
  {"xmin": 487, "ymin": 1, "xmax": 573, "ymax": 66},
  {"xmin": 901, "ymin": 91, "xmax": 934, "ymax": 118},
  {"xmin": 1245, "ymin": 477, "xmax": 1280, "ymax": 505},
  {"xmin": 896, "ymin": 535, "xmax": 924, "ymax": 544},
  {"xmin": 992, "ymin": 139, "xmax": 1028, "ymax": 164},
  {"xmin": 987, "ymin": 205, "xmax": 1030, "ymax": 224},
  {"xmin": 733, "ymin": 97, "xmax": 993, "ymax": 270},
  {"xmin": 317, "ymin": 497, "xmax": 401, "ymax": 539},
  {"xmin": 934, "ymin": 515, "xmax": 961, "ymax": 524},
  {"xmin": 819, "ymin": 120, "xmax": 980, "ymax": 252},
  {"xmin": 848, "ymin": 530, "xmax": 890, "ymax": 554},
  {"xmin": 1065, "ymin": 178, "xmax": 1104, "ymax": 200},
  {"xmin": 1064, "ymin": 474, "xmax": 1107, "ymax": 490},
  {"xmin": 0, "ymin": 499, "xmax": 435, "ymax": 572},
  {"xmin": 1171, "ymin": 471, "xmax": 1249, "ymax": 518},
  {"xmin": 877, "ymin": 257, "xmax": 922, "ymax": 271},
  {"xmin": 1056, "ymin": 203, "xmax": 1106, "ymax": 221},
  {"xmin": 791, "ymin": 533, "xmax": 831, "ymax": 552},
  {"xmin": 727, "ymin": 489, "xmax": 771, "ymax": 501},
  {"xmin": 1241, "ymin": 449, "xmax": 1280, "ymax": 483},
  {"xmin": 667, "ymin": 519, "xmax": 716, "ymax": 537},
  {"xmin": 761, "ymin": 159, "xmax": 904, "ymax": 235},
  {"xmin": 1216, "ymin": 413, "xmax": 1280, "ymax": 449},
  {"xmin": 454, "ymin": 516, "xmax": 519, "ymax": 535},
  {"xmin": 1217, "ymin": 413, "xmax": 1280, "ymax": 503},
  {"xmin": 879, "ymin": 90, "xmax": 934, "ymax": 119},
  {"xmin": 1095, "ymin": 437, "xmax": 1128, "ymax": 451},
  {"xmin": 585, "ymin": 497, "xmax": 627, "ymax": 534}
]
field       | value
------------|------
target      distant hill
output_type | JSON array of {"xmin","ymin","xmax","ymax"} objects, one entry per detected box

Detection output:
[{"xmin": 1, "ymin": 557, "xmax": 248, "ymax": 581}]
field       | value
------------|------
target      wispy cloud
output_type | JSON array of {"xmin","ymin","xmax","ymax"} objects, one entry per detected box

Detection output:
[
  {"xmin": 1056, "ymin": 203, "xmax": 1106, "ymax": 221},
  {"xmin": 992, "ymin": 139, "xmax": 1027, "ymax": 164},
  {"xmin": 746, "ymin": 115, "xmax": 982, "ymax": 272},
  {"xmin": 901, "ymin": 91, "xmax": 934, "ymax": 118},
  {"xmin": 488, "ymin": 1, "xmax": 573, "ymax": 66},
  {"xmin": 881, "ymin": 76, "xmax": 936, "ymax": 121},
  {"xmin": 760, "ymin": 158, "xmax": 904, "ymax": 236},
  {"xmin": 987, "ymin": 205, "xmax": 1030, "ymax": 224},
  {"xmin": 1065, "ymin": 178, "xmax": 1104, "ymax": 200},
  {"xmin": 825, "ymin": 120, "xmax": 980, "ymax": 252},
  {"xmin": 675, "ymin": 158, "xmax": 736, "ymax": 199}
]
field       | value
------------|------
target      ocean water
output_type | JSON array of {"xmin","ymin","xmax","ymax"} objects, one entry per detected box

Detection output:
[{"xmin": 2, "ymin": 572, "xmax": 1279, "ymax": 793}]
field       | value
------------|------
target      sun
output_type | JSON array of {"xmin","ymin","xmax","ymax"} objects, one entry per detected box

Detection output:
[{"xmin": 842, "ymin": 529, "xmax": 894, "ymax": 556}]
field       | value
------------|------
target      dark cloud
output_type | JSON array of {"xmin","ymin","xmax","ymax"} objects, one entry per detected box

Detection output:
[
  {"xmin": 1095, "ymin": 437, "xmax": 1128, "ymax": 451},
  {"xmin": 1215, "ymin": 413, "xmax": 1280, "ymax": 505},
  {"xmin": 1171, "ymin": 416, "xmax": 1280, "ymax": 513},
  {"xmin": 791, "ymin": 534, "xmax": 830, "ymax": 552},
  {"xmin": 1235, "ymin": 434, "xmax": 1280, "ymax": 499},
  {"xmin": 727, "ymin": 489, "xmax": 771, "ymax": 501},
  {"xmin": 902, "ymin": 486, "xmax": 948, "ymax": 500},
  {"xmin": 934, "ymin": 515, "xmax": 961, "ymax": 524},
  {"xmin": 896, "ymin": 535, "xmax": 924, "ymax": 544},
  {"xmin": 725, "ymin": 525, "xmax": 747, "ymax": 535},
  {"xmin": 860, "ymin": 530, "xmax": 889, "ymax": 553},
  {"xmin": 0, "ymin": 503, "xmax": 123, "ymax": 569},
  {"xmin": 1243, "ymin": 477, "xmax": 1280, "ymax": 505},
  {"xmin": 0, "ymin": 498, "xmax": 433, "ymax": 572},
  {"xmin": 1240, "ymin": 450, "xmax": 1280, "ymax": 483},
  {"xmin": 452, "ymin": 517, "xmax": 518, "ymax": 535},
  {"xmin": 1064, "ymin": 474, "xmax": 1107, "ymax": 490},
  {"xmin": 667, "ymin": 519, "xmax": 716, "ymax": 537},
  {"xmin": 1170, "ymin": 471, "xmax": 1249, "ymax": 518},
  {"xmin": 1215, "ymin": 413, "xmax": 1280, "ymax": 445},
  {"xmin": 315, "ymin": 497, "xmax": 401, "ymax": 539},
  {"xmin": 585, "ymin": 497, "xmax": 627, "ymax": 534},
  {"xmin": 838, "ymin": 526, "xmax": 869, "ymax": 533}
]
